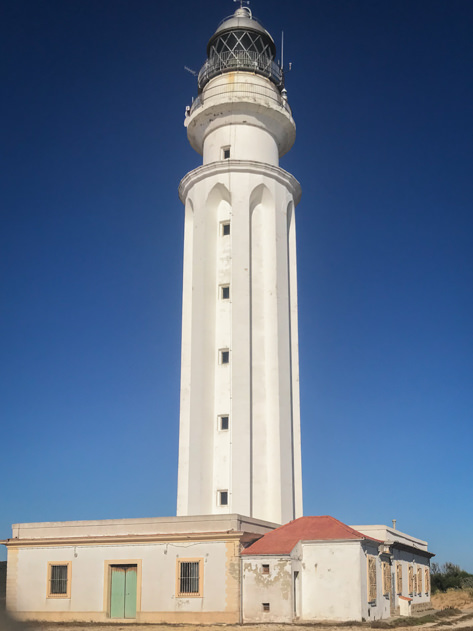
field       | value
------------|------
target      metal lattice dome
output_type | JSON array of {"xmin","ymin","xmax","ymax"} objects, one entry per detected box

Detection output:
[{"xmin": 197, "ymin": 7, "xmax": 283, "ymax": 92}]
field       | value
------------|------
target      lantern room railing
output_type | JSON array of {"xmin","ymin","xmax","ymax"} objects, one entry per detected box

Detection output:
[{"xmin": 198, "ymin": 50, "xmax": 283, "ymax": 91}]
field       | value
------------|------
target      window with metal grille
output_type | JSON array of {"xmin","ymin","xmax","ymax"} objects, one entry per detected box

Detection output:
[
  {"xmin": 367, "ymin": 556, "xmax": 377, "ymax": 602},
  {"xmin": 178, "ymin": 560, "xmax": 201, "ymax": 596},
  {"xmin": 47, "ymin": 563, "xmax": 70, "ymax": 598}
]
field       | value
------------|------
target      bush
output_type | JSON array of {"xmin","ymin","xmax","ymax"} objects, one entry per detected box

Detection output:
[{"xmin": 431, "ymin": 562, "xmax": 473, "ymax": 593}]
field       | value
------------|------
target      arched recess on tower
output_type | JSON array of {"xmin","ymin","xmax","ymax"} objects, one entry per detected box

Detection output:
[
  {"xmin": 286, "ymin": 198, "xmax": 303, "ymax": 520},
  {"xmin": 249, "ymin": 183, "xmax": 284, "ymax": 522},
  {"xmin": 206, "ymin": 182, "xmax": 233, "ymax": 513},
  {"xmin": 206, "ymin": 182, "xmax": 231, "ymax": 210}
]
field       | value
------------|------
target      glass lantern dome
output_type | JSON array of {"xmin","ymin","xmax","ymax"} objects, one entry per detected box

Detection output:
[{"xmin": 197, "ymin": 7, "xmax": 283, "ymax": 92}]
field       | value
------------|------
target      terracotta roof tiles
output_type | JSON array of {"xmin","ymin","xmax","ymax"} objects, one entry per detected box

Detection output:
[{"xmin": 241, "ymin": 515, "xmax": 382, "ymax": 556}]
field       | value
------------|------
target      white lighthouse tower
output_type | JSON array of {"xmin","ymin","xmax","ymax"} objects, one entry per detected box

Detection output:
[{"xmin": 177, "ymin": 5, "xmax": 302, "ymax": 525}]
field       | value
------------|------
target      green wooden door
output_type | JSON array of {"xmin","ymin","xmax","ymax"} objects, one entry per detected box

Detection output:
[
  {"xmin": 110, "ymin": 565, "xmax": 137, "ymax": 619},
  {"xmin": 124, "ymin": 566, "xmax": 137, "ymax": 619}
]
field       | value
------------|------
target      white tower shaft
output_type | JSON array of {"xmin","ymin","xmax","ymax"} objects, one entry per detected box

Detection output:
[{"xmin": 177, "ymin": 12, "xmax": 302, "ymax": 525}]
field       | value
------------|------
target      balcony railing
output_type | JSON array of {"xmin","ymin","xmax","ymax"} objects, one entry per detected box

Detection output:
[{"xmin": 198, "ymin": 50, "xmax": 283, "ymax": 91}]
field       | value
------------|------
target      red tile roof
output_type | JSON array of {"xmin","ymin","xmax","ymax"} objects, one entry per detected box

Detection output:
[{"xmin": 241, "ymin": 515, "xmax": 382, "ymax": 556}]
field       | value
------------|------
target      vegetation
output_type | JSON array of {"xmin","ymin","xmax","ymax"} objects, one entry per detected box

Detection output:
[{"xmin": 431, "ymin": 563, "xmax": 473, "ymax": 593}]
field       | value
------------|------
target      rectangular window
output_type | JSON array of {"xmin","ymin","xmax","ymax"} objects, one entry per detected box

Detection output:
[
  {"xmin": 408, "ymin": 565, "xmax": 414, "ymax": 595},
  {"xmin": 176, "ymin": 559, "xmax": 202, "ymax": 597},
  {"xmin": 396, "ymin": 562, "xmax": 403, "ymax": 594},
  {"xmin": 219, "ymin": 349, "xmax": 229, "ymax": 364},
  {"xmin": 417, "ymin": 568, "xmax": 423, "ymax": 595},
  {"xmin": 220, "ymin": 285, "xmax": 230, "ymax": 300},
  {"xmin": 218, "ymin": 415, "xmax": 229, "ymax": 431},
  {"xmin": 367, "ymin": 556, "xmax": 377, "ymax": 602},
  {"xmin": 262, "ymin": 564, "xmax": 270, "ymax": 575},
  {"xmin": 47, "ymin": 562, "xmax": 71, "ymax": 598},
  {"xmin": 262, "ymin": 603, "xmax": 270, "ymax": 612},
  {"xmin": 222, "ymin": 146, "xmax": 231, "ymax": 160},
  {"xmin": 221, "ymin": 222, "xmax": 230, "ymax": 236},
  {"xmin": 218, "ymin": 490, "xmax": 228, "ymax": 506},
  {"xmin": 382, "ymin": 561, "xmax": 391, "ymax": 597}
]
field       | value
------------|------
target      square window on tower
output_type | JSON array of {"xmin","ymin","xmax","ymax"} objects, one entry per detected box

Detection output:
[
  {"xmin": 222, "ymin": 146, "xmax": 231, "ymax": 160},
  {"xmin": 220, "ymin": 285, "xmax": 230, "ymax": 300},
  {"xmin": 218, "ymin": 490, "xmax": 228, "ymax": 506},
  {"xmin": 219, "ymin": 349, "xmax": 229, "ymax": 364},
  {"xmin": 221, "ymin": 222, "xmax": 230, "ymax": 236},
  {"xmin": 219, "ymin": 415, "xmax": 229, "ymax": 431}
]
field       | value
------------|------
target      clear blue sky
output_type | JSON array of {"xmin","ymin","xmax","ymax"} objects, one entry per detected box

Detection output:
[{"xmin": 1, "ymin": 0, "xmax": 472, "ymax": 571}]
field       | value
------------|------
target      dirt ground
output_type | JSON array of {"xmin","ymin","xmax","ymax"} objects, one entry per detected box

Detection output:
[
  {"xmin": 431, "ymin": 590, "xmax": 473, "ymax": 611},
  {"xmin": 3, "ymin": 591, "xmax": 473, "ymax": 631},
  {"xmin": 31, "ymin": 615, "xmax": 473, "ymax": 631}
]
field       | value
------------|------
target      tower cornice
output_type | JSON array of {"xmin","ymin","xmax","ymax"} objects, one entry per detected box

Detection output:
[{"xmin": 178, "ymin": 160, "xmax": 302, "ymax": 205}]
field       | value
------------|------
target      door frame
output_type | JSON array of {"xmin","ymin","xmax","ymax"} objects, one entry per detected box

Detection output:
[{"xmin": 104, "ymin": 559, "xmax": 142, "ymax": 619}]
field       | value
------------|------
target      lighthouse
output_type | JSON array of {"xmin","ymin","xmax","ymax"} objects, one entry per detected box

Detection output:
[{"xmin": 177, "ymin": 5, "xmax": 302, "ymax": 525}]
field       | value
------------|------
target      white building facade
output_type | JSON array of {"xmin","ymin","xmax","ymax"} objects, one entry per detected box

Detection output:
[
  {"xmin": 176, "ymin": 6, "xmax": 303, "ymax": 526},
  {"xmin": 3, "ymin": 515, "xmax": 276, "ymax": 624},
  {"xmin": 242, "ymin": 516, "xmax": 433, "ymax": 623}
]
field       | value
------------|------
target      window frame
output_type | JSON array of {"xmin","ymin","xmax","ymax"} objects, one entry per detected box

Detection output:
[
  {"xmin": 417, "ymin": 567, "xmax": 423, "ymax": 595},
  {"xmin": 262, "ymin": 564, "xmax": 270, "ymax": 575},
  {"xmin": 382, "ymin": 561, "xmax": 392, "ymax": 597},
  {"xmin": 217, "ymin": 490, "xmax": 229, "ymax": 506},
  {"xmin": 219, "ymin": 349, "xmax": 230, "ymax": 364},
  {"xmin": 222, "ymin": 146, "xmax": 231, "ymax": 160},
  {"xmin": 176, "ymin": 558, "xmax": 203, "ymax": 598},
  {"xmin": 220, "ymin": 285, "xmax": 230, "ymax": 300},
  {"xmin": 218, "ymin": 415, "xmax": 229, "ymax": 431},
  {"xmin": 47, "ymin": 561, "xmax": 71, "ymax": 599},
  {"xmin": 408, "ymin": 565, "xmax": 414, "ymax": 595},
  {"xmin": 425, "ymin": 568, "xmax": 430, "ymax": 594},
  {"xmin": 367, "ymin": 556, "xmax": 377, "ymax": 603},
  {"xmin": 396, "ymin": 562, "xmax": 403, "ymax": 595},
  {"xmin": 221, "ymin": 221, "xmax": 230, "ymax": 236}
]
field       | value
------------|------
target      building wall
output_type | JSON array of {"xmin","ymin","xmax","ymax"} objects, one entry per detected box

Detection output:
[
  {"xmin": 7, "ymin": 539, "xmax": 240, "ymax": 623},
  {"xmin": 242, "ymin": 555, "xmax": 294, "ymax": 623},
  {"xmin": 241, "ymin": 538, "xmax": 430, "ymax": 623},
  {"xmin": 300, "ymin": 541, "xmax": 363, "ymax": 621},
  {"xmin": 359, "ymin": 541, "xmax": 391, "ymax": 621},
  {"xmin": 351, "ymin": 525, "xmax": 429, "ymax": 552},
  {"xmin": 391, "ymin": 548, "xmax": 431, "ymax": 615}
]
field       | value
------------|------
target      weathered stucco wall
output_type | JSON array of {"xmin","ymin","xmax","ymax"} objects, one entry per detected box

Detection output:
[
  {"xmin": 8, "ymin": 539, "xmax": 239, "ymax": 623},
  {"xmin": 242, "ymin": 556, "xmax": 293, "ymax": 622}
]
